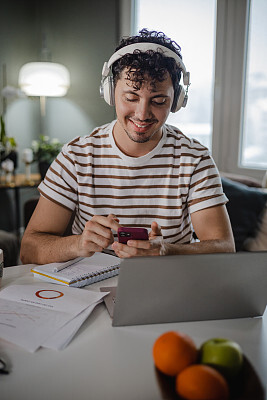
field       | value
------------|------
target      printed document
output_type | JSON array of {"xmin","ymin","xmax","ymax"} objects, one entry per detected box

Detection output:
[{"xmin": 0, "ymin": 283, "xmax": 106, "ymax": 352}]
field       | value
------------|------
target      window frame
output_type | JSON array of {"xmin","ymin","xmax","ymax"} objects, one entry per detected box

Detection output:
[{"xmin": 120, "ymin": 0, "xmax": 266, "ymax": 182}]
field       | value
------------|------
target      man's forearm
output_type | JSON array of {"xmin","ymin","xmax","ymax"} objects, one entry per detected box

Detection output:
[
  {"xmin": 20, "ymin": 232, "xmax": 81, "ymax": 265},
  {"xmin": 161, "ymin": 239, "xmax": 236, "ymax": 256}
]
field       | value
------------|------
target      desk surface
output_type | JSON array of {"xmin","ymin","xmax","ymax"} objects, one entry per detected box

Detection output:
[{"xmin": 1, "ymin": 265, "xmax": 266, "ymax": 400}]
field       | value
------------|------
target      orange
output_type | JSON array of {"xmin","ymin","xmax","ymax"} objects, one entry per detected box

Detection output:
[
  {"xmin": 176, "ymin": 364, "xmax": 229, "ymax": 400},
  {"xmin": 152, "ymin": 331, "xmax": 198, "ymax": 376}
]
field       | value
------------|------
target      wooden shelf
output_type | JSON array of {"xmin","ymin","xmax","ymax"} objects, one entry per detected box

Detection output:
[{"xmin": 0, "ymin": 173, "xmax": 41, "ymax": 189}]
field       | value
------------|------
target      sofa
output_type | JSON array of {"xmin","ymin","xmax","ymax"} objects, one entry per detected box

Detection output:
[
  {"xmin": 0, "ymin": 230, "xmax": 19, "ymax": 267},
  {"xmin": 221, "ymin": 172, "xmax": 267, "ymax": 252}
]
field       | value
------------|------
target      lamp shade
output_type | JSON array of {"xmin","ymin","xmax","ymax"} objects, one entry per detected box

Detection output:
[{"xmin": 18, "ymin": 62, "xmax": 70, "ymax": 97}]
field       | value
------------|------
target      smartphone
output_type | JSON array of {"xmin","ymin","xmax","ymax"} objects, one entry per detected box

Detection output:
[{"xmin": 118, "ymin": 227, "xmax": 149, "ymax": 244}]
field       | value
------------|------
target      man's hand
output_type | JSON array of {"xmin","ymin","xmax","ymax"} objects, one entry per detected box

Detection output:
[
  {"xmin": 112, "ymin": 221, "xmax": 163, "ymax": 258},
  {"xmin": 21, "ymin": 195, "xmax": 122, "ymax": 264},
  {"xmin": 78, "ymin": 214, "xmax": 120, "ymax": 257}
]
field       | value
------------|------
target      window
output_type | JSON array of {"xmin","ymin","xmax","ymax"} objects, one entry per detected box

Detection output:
[
  {"xmin": 241, "ymin": 0, "xmax": 267, "ymax": 169},
  {"xmin": 135, "ymin": 0, "xmax": 216, "ymax": 149},
  {"xmin": 127, "ymin": 0, "xmax": 266, "ymax": 180}
]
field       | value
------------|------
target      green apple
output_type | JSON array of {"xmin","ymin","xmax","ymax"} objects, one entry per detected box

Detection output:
[{"xmin": 200, "ymin": 338, "xmax": 243, "ymax": 379}]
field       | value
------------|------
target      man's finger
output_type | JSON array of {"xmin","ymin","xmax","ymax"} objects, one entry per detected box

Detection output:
[
  {"xmin": 149, "ymin": 221, "xmax": 162, "ymax": 238},
  {"xmin": 107, "ymin": 214, "xmax": 120, "ymax": 223}
]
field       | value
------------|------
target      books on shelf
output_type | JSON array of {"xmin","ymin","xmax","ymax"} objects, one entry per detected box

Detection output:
[{"xmin": 31, "ymin": 252, "xmax": 120, "ymax": 288}]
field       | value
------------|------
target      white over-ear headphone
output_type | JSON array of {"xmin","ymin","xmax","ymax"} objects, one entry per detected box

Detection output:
[{"xmin": 100, "ymin": 42, "xmax": 190, "ymax": 113}]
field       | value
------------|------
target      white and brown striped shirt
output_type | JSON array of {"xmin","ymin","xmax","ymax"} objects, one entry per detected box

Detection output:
[{"xmin": 38, "ymin": 120, "xmax": 227, "ymax": 244}]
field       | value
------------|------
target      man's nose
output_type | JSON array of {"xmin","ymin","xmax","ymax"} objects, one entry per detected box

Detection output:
[{"xmin": 135, "ymin": 100, "xmax": 152, "ymax": 120}]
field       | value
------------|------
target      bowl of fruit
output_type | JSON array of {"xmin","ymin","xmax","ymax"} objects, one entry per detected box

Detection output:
[{"xmin": 153, "ymin": 331, "xmax": 265, "ymax": 400}]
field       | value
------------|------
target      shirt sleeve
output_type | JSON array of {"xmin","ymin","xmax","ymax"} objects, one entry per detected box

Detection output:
[
  {"xmin": 187, "ymin": 151, "xmax": 228, "ymax": 214},
  {"xmin": 38, "ymin": 142, "xmax": 79, "ymax": 211}
]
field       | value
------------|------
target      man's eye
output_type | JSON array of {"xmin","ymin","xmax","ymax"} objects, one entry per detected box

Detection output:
[
  {"xmin": 152, "ymin": 99, "xmax": 166, "ymax": 105},
  {"xmin": 125, "ymin": 97, "xmax": 137, "ymax": 102}
]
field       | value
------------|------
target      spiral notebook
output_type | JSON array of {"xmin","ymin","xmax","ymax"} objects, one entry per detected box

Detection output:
[{"xmin": 31, "ymin": 252, "xmax": 120, "ymax": 288}]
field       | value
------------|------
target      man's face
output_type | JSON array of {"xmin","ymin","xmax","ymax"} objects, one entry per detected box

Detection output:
[{"xmin": 114, "ymin": 69, "xmax": 174, "ymax": 148}]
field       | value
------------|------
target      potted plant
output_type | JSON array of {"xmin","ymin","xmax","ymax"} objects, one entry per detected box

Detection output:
[{"xmin": 31, "ymin": 135, "xmax": 62, "ymax": 179}]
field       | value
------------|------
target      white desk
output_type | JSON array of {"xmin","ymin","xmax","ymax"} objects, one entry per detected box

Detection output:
[{"xmin": 1, "ymin": 265, "xmax": 267, "ymax": 400}]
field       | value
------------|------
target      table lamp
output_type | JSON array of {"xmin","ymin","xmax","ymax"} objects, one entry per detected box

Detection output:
[
  {"xmin": 18, "ymin": 62, "xmax": 70, "ymax": 97},
  {"xmin": 18, "ymin": 62, "xmax": 70, "ymax": 130}
]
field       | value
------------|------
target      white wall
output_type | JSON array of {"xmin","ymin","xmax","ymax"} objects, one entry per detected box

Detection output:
[
  {"xmin": 0, "ymin": 0, "xmax": 120, "ymax": 231},
  {"xmin": 1, "ymin": 0, "xmax": 119, "ymax": 173}
]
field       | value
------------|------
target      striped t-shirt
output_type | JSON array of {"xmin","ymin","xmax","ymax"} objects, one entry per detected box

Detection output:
[{"xmin": 38, "ymin": 120, "xmax": 227, "ymax": 244}]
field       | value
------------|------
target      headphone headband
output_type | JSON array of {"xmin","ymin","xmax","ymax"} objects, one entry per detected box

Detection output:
[
  {"xmin": 102, "ymin": 42, "xmax": 190, "ymax": 86},
  {"xmin": 100, "ymin": 42, "xmax": 190, "ymax": 112}
]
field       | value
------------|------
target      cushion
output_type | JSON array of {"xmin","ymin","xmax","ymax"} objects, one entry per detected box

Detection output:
[
  {"xmin": 244, "ymin": 203, "xmax": 267, "ymax": 251},
  {"xmin": 220, "ymin": 172, "xmax": 262, "ymax": 188},
  {"xmin": 221, "ymin": 178, "xmax": 267, "ymax": 251}
]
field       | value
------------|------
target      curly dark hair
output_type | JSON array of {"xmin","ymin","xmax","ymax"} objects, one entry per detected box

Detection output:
[{"xmin": 112, "ymin": 29, "xmax": 183, "ymax": 93}]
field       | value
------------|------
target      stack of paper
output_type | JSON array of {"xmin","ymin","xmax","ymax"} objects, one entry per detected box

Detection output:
[{"xmin": 0, "ymin": 283, "xmax": 107, "ymax": 352}]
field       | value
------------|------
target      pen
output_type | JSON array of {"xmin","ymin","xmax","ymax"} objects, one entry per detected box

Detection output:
[{"xmin": 53, "ymin": 257, "xmax": 84, "ymax": 273}]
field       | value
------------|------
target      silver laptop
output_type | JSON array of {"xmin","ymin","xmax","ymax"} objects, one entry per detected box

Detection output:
[{"xmin": 101, "ymin": 252, "xmax": 267, "ymax": 326}]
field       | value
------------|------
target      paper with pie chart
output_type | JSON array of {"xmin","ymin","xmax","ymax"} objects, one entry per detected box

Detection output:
[{"xmin": 0, "ymin": 283, "xmax": 106, "ymax": 352}]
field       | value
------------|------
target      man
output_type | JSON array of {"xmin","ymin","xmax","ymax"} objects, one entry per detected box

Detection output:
[{"xmin": 20, "ymin": 29, "xmax": 235, "ymax": 264}]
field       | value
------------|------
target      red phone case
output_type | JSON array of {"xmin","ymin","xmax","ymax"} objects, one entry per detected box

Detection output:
[{"xmin": 118, "ymin": 227, "xmax": 149, "ymax": 244}]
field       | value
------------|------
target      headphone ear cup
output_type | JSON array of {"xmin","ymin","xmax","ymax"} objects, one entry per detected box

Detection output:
[
  {"xmin": 171, "ymin": 85, "xmax": 185, "ymax": 113},
  {"xmin": 102, "ymin": 76, "xmax": 115, "ymax": 106}
]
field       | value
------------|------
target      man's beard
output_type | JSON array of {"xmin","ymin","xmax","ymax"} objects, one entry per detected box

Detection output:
[{"xmin": 123, "ymin": 127, "xmax": 159, "ymax": 143}]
